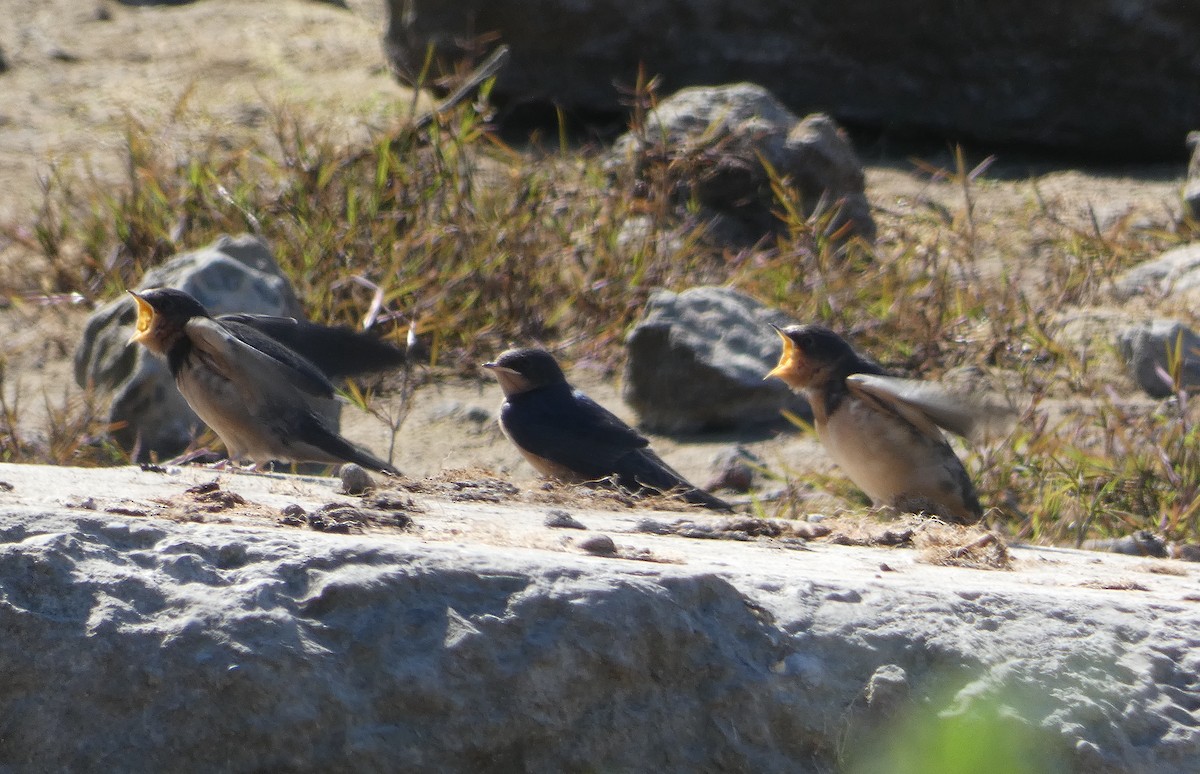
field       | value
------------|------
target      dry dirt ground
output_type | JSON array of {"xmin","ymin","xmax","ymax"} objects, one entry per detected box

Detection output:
[{"xmin": 0, "ymin": 0, "xmax": 1191, "ymax": 510}]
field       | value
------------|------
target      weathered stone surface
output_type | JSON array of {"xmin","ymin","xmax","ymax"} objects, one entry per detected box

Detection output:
[
  {"xmin": 1116, "ymin": 319, "xmax": 1200, "ymax": 398},
  {"xmin": 1113, "ymin": 243, "xmax": 1200, "ymax": 302},
  {"xmin": 0, "ymin": 462, "xmax": 1198, "ymax": 773},
  {"xmin": 73, "ymin": 234, "xmax": 305, "ymax": 459},
  {"xmin": 385, "ymin": 0, "xmax": 1200, "ymax": 157},
  {"xmin": 623, "ymin": 286, "xmax": 809, "ymax": 433},
  {"xmin": 609, "ymin": 84, "xmax": 873, "ymax": 247}
]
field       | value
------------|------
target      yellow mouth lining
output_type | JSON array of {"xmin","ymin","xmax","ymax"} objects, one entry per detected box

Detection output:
[
  {"xmin": 128, "ymin": 292, "xmax": 155, "ymax": 344},
  {"xmin": 765, "ymin": 329, "xmax": 800, "ymax": 380}
]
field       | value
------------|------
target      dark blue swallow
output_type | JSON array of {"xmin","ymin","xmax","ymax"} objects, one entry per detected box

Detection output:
[{"xmin": 484, "ymin": 347, "xmax": 732, "ymax": 511}]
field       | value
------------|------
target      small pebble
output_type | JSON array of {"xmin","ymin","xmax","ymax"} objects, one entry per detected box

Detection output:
[
  {"xmin": 703, "ymin": 444, "xmax": 762, "ymax": 493},
  {"xmin": 1172, "ymin": 543, "xmax": 1200, "ymax": 562},
  {"xmin": 278, "ymin": 504, "xmax": 306, "ymax": 527},
  {"xmin": 579, "ymin": 534, "xmax": 617, "ymax": 556},
  {"xmin": 545, "ymin": 509, "xmax": 587, "ymax": 530},
  {"xmin": 635, "ymin": 518, "xmax": 671, "ymax": 534},
  {"xmin": 339, "ymin": 463, "xmax": 373, "ymax": 495},
  {"xmin": 1083, "ymin": 530, "xmax": 1167, "ymax": 558}
]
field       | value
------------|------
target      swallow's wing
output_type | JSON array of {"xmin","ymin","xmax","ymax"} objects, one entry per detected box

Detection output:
[
  {"xmin": 846, "ymin": 373, "xmax": 1014, "ymax": 443},
  {"xmin": 185, "ymin": 317, "xmax": 335, "ymax": 400},
  {"xmin": 502, "ymin": 387, "xmax": 649, "ymax": 476},
  {"xmin": 572, "ymin": 391, "xmax": 651, "ymax": 449},
  {"xmin": 219, "ymin": 314, "xmax": 406, "ymax": 378},
  {"xmin": 218, "ymin": 313, "xmax": 299, "ymax": 328},
  {"xmin": 559, "ymin": 396, "xmax": 731, "ymax": 508}
]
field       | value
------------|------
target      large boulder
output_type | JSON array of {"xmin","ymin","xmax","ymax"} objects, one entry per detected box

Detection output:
[
  {"xmin": 609, "ymin": 84, "xmax": 874, "ymax": 247},
  {"xmin": 0, "ymin": 462, "xmax": 1197, "ymax": 772},
  {"xmin": 623, "ymin": 286, "xmax": 809, "ymax": 433},
  {"xmin": 385, "ymin": 0, "xmax": 1200, "ymax": 158},
  {"xmin": 74, "ymin": 234, "xmax": 306, "ymax": 460}
]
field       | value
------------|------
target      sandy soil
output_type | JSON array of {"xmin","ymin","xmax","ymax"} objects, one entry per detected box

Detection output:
[{"xmin": 0, "ymin": 0, "xmax": 1191, "ymax": 510}]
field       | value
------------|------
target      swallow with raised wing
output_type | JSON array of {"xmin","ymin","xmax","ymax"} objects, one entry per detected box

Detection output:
[
  {"xmin": 766, "ymin": 324, "xmax": 1010, "ymax": 523},
  {"xmin": 128, "ymin": 287, "xmax": 399, "ymax": 475}
]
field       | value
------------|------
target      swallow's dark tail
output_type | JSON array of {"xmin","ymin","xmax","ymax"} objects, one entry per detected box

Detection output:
[
  {"xmin": 620, "ymin": 449, "xmax": 734, "ymax": 512},
  {"xmin": 234, "ymin": 317, "xmax": 407, "ymax": 379},
  {"xmin": 342, "ymin": 446, "xmax": 402, "ymax": 478},
  {"xmin": 300, "ymin": 420, "xmax": 401, "ymax": 477}
]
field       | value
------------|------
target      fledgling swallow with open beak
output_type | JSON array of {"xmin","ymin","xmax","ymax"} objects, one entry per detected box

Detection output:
[
  {"xmin": 484, "ymin": 347, "xmax": 733, "ymax": 511},
  {"xmin": 128, "ymin": 287, "xmax": 400, "ymax": 475},
  {"xmin": 765, "ymin": 324, "xmax": 1008, "ymax": 524}
]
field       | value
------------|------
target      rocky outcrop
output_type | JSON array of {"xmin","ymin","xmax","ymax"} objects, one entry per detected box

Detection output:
[
  {"xmin": 623, "ymin": 286, "xmax": 809, "ymax": 433},
  {"xmin": 74, "ymin": 234, "xmax": 306, "ymax": 460},
  {"xmin": 1113, "ymin": 243, "xmax": 1200, "ymax": 303},
  {"xmin": 0, "ymin": 462, "xmax": 1197, "ymax": 772},
  {"xmin": 608, "ymin": 84, "xmax": 874, "ymax": 247},
  {"xmin": 385, "ymin": 0, "xmax": 1200, "ymax": 157},
  {"xmin": 1117, "ymin": 319, "xmax": 1200, "ymax": 398}
]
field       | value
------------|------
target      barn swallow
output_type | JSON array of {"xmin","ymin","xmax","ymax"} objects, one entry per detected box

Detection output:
[
  {"xmin": 127, "ymin": 287, "xmax": 400, "ymax": 475},
  {"xmin": 484, "ymin": 347, "xmax": 733, "ymax": 511},
  {"xmin": 765, "ymin": 324, "xmax": 1005, "ymax": 524}
]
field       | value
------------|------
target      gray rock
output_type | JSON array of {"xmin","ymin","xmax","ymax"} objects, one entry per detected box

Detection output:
[
  {"xmin": 74, "ymin": 234, "xmax": 305, "ymax": 459},
  {"xmin": 385, "ymin": 0, "xmax": 1200, "ymax": 157},
  {"xmin": 545, "ymin": 509, "xmax": 587, "ymax": 530},
  {"xmin": 1116, "ymin": 319, "xmax": 1200, "ymax": 398},
  {"xmin": 623, "ymin": 286, "xmax": 809, "ymax": 432},
  {"xmin": 1112, "ymin": 243, "xmax": 1200, "ymax": 302},
  {"xmin": 1186, "ymin": 132, "xmax": 1200, "ymax": 221},
  {"xmin": 1, "ymin": 472, "xmax": 1198, "ymax": 773},
  {"xmin": 862, "ymin": 663, "xmax": 909, "ymax": 713},
  {"xmin": 703, "ymin": 444, "xmax": 763, "ymax": 493},
  {"xmin": 339, "ymin": 463, "xmax": 374, "ymax": 495},
  {"xmin": 1083, "ymin": 530, "xmax": 1168, "ymax": 558},
  {"xmin": 578, "ymin": 533, "xmax": 618, "ymax": 556},
  {"xmin": 609, "ymin": 84, "xmax": 873, "ymax": 247}
]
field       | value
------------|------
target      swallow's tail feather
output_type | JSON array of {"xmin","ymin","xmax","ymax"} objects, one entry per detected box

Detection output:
[
  {"xmin": 298, "ymin": 421, "xmax": 400, "ymax": 476},
  {"xmin": 618, "ymin": 450, "xmax": 733, "ymax": 512}
]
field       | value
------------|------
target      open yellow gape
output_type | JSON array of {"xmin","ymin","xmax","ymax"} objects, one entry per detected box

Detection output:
[{"xmin": 128, "ymin": 291, "xmax": 155, "ymax": 344}]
